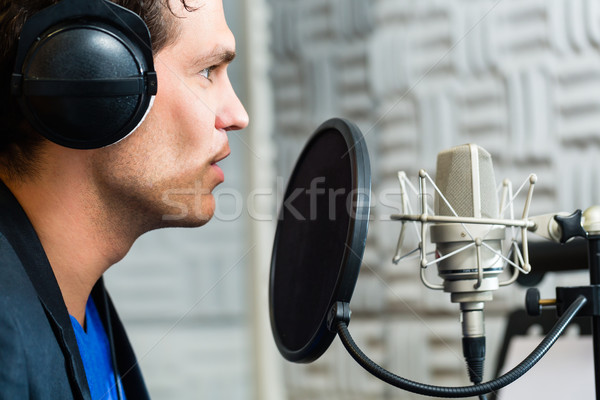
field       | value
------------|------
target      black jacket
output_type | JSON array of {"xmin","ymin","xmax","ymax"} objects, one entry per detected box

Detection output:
[{"xmin": 0, "ymin": 181, "xmax": 150, "ymax": 399}]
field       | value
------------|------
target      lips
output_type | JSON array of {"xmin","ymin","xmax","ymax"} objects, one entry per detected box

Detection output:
[
  {"xmin": 210, "ymin": 130, "xmax": 230, "ymax": 182},
  {"xmin": 211, "ymin": 129, "xmax": 231, "ymax": 164},
  {"xmin": 211, "ymin": 147, "xmax": 230, "ymax": 165},
  {"xmin": 211, "ymin": 163, "xmax": 225, "ymax": 182},
  {"xmin": 210, "ymin": 145, "xmax": 230, "ymax": 183}
]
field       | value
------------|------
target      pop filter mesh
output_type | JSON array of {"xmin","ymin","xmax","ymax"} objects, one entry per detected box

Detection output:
[{"xmin": 271, "ymin": 128, "xmax": 352, "ymax": 353}]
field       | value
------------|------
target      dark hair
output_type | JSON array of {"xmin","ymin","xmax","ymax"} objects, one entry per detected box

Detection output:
[{"xmin": 0, "ymin": 0, "xmax": 186, "ymax": 181}]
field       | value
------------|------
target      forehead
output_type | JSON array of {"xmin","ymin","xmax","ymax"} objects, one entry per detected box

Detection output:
[{"xmin": 166, "ymin": 0, "xmax": 235, "ymax": 52}]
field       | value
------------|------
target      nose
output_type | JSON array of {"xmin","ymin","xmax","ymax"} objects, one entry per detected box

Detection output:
[{"xmin": 215, "ymin": 74, "xmax": 249, "ymax": 131}]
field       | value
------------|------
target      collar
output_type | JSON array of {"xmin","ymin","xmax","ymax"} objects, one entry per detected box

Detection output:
[{"xmin": 0, "ymin": 180, "xmax": 92, "ymax": 400}]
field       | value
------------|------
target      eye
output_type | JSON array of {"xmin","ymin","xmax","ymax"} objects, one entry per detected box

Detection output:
[{"xmin": 199, "ymin": 66, "xmax": 216, "ymax": 81}]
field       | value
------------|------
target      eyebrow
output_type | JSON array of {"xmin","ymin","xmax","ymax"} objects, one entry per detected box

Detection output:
[{"xmin": 192, "ymin": 48, "xmax": 236, "ymax": 69}]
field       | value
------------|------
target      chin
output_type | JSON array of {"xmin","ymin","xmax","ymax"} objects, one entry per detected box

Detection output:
[
  {"xmin": 160, "ymin": 194, "xmax": 216, "ymax": 228},
  {"xmin": 161, "ymin": 212, "xmax": 214, "ymax": 229}
]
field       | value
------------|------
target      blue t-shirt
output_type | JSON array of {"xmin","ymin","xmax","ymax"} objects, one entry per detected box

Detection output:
[{"xmin": 70, "ymin": 297, "xmax": 127, "ymax": 400}]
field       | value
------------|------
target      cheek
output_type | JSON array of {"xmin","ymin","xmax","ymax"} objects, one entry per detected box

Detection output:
[{"xmin": 155, "ymin": 79, "xmax": 217, "ymax": 152}]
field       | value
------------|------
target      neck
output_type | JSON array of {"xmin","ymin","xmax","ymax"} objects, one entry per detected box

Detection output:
[{"xmin": 3, "ymin": 150, "xmax": 141, "ymax": 325}]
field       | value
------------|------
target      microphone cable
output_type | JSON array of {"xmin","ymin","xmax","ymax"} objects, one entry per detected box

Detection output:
[{"xmin": 335, "ymin": 295, "xmax": 586, "ymax": 398}]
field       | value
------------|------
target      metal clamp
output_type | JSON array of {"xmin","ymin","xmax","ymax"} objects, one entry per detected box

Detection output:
[
  {"xmin": 327, "ymin": 301, "xmax": 352, "ymax": 332},
  {"xmin": 556, "ymin": 285, "xmax": 600, "ymax": 317}
]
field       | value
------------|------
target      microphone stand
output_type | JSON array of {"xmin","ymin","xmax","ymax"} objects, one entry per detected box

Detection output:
[
  {"xmin": 525, "ymin": 207, "xmax": 600, "ymax": 400},
  {"xmin": 588, "ymin": 233, "xmax": 600, "ymax": 400}
]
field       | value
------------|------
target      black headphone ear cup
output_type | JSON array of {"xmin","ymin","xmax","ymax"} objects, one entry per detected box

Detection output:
[
  {"xmin": 11, "ymin": 0, "xmax": 157, "ymax": 149},
  {"xmin": 20, "ymin": 23, "xmax": 153, "ymax": 149}
]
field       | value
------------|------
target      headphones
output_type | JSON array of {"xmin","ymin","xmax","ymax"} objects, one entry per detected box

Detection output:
[{"xmin": 10, "ymin": 0, "xmax": 157, "ymax": 149}]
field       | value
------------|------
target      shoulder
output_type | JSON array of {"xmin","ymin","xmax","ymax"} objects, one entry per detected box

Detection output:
[
  {"xmin": 0, "ymin": 233, "xmax": 75, "ymax": 399},
  {"xmin": 0, "ymin": 235, "xmax": 29, "ymax": 396},
  {"xmin": 0, "ymin": 232, "xmax": 40, "ymax": 310},
  {"xmin": 0, "ymin": 230, "xmax": 58, "ymax": 344}
]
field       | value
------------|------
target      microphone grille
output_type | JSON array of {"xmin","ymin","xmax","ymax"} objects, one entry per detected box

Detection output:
[{"xmin": 434, "ymin": 144, "xmax": 498, "ymax": 218}]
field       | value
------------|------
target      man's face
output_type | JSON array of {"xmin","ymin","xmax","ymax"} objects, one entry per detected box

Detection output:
[{"xmin": 89, "ymin": 0, "xmax": 248, "ymax": 230}]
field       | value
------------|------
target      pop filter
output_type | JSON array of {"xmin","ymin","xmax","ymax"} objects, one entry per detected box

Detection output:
[{"xmin": 269, "ymin": 118, "xmax": 371, "ymax": 363}]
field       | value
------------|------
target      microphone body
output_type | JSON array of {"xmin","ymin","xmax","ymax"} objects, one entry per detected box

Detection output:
[
  {"xmin": 431, "ymin": 144, "xmax": 505, "ymax": 383},
  {"xmin": 393, "ymin": 143, "xmax": 540, "ymax": 385}
]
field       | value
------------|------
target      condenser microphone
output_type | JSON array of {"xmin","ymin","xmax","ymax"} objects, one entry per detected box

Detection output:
[
  {"xmin": 391, "ymin": 143, "xmax": 576, "ymax": 390},
  {"xmin": 431, "ymin": 144, "xmax": 505, "ymax": 384}
]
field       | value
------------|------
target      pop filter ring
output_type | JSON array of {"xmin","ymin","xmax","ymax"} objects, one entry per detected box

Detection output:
[{"xmin": 269, "ymin": 117, "xmax": 371, "ymax": 363}]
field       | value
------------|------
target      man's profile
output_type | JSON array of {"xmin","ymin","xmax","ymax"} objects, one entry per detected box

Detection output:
[{"xmin": 0, "ymin": 0, "xmax": 248, "ymax": 398}]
